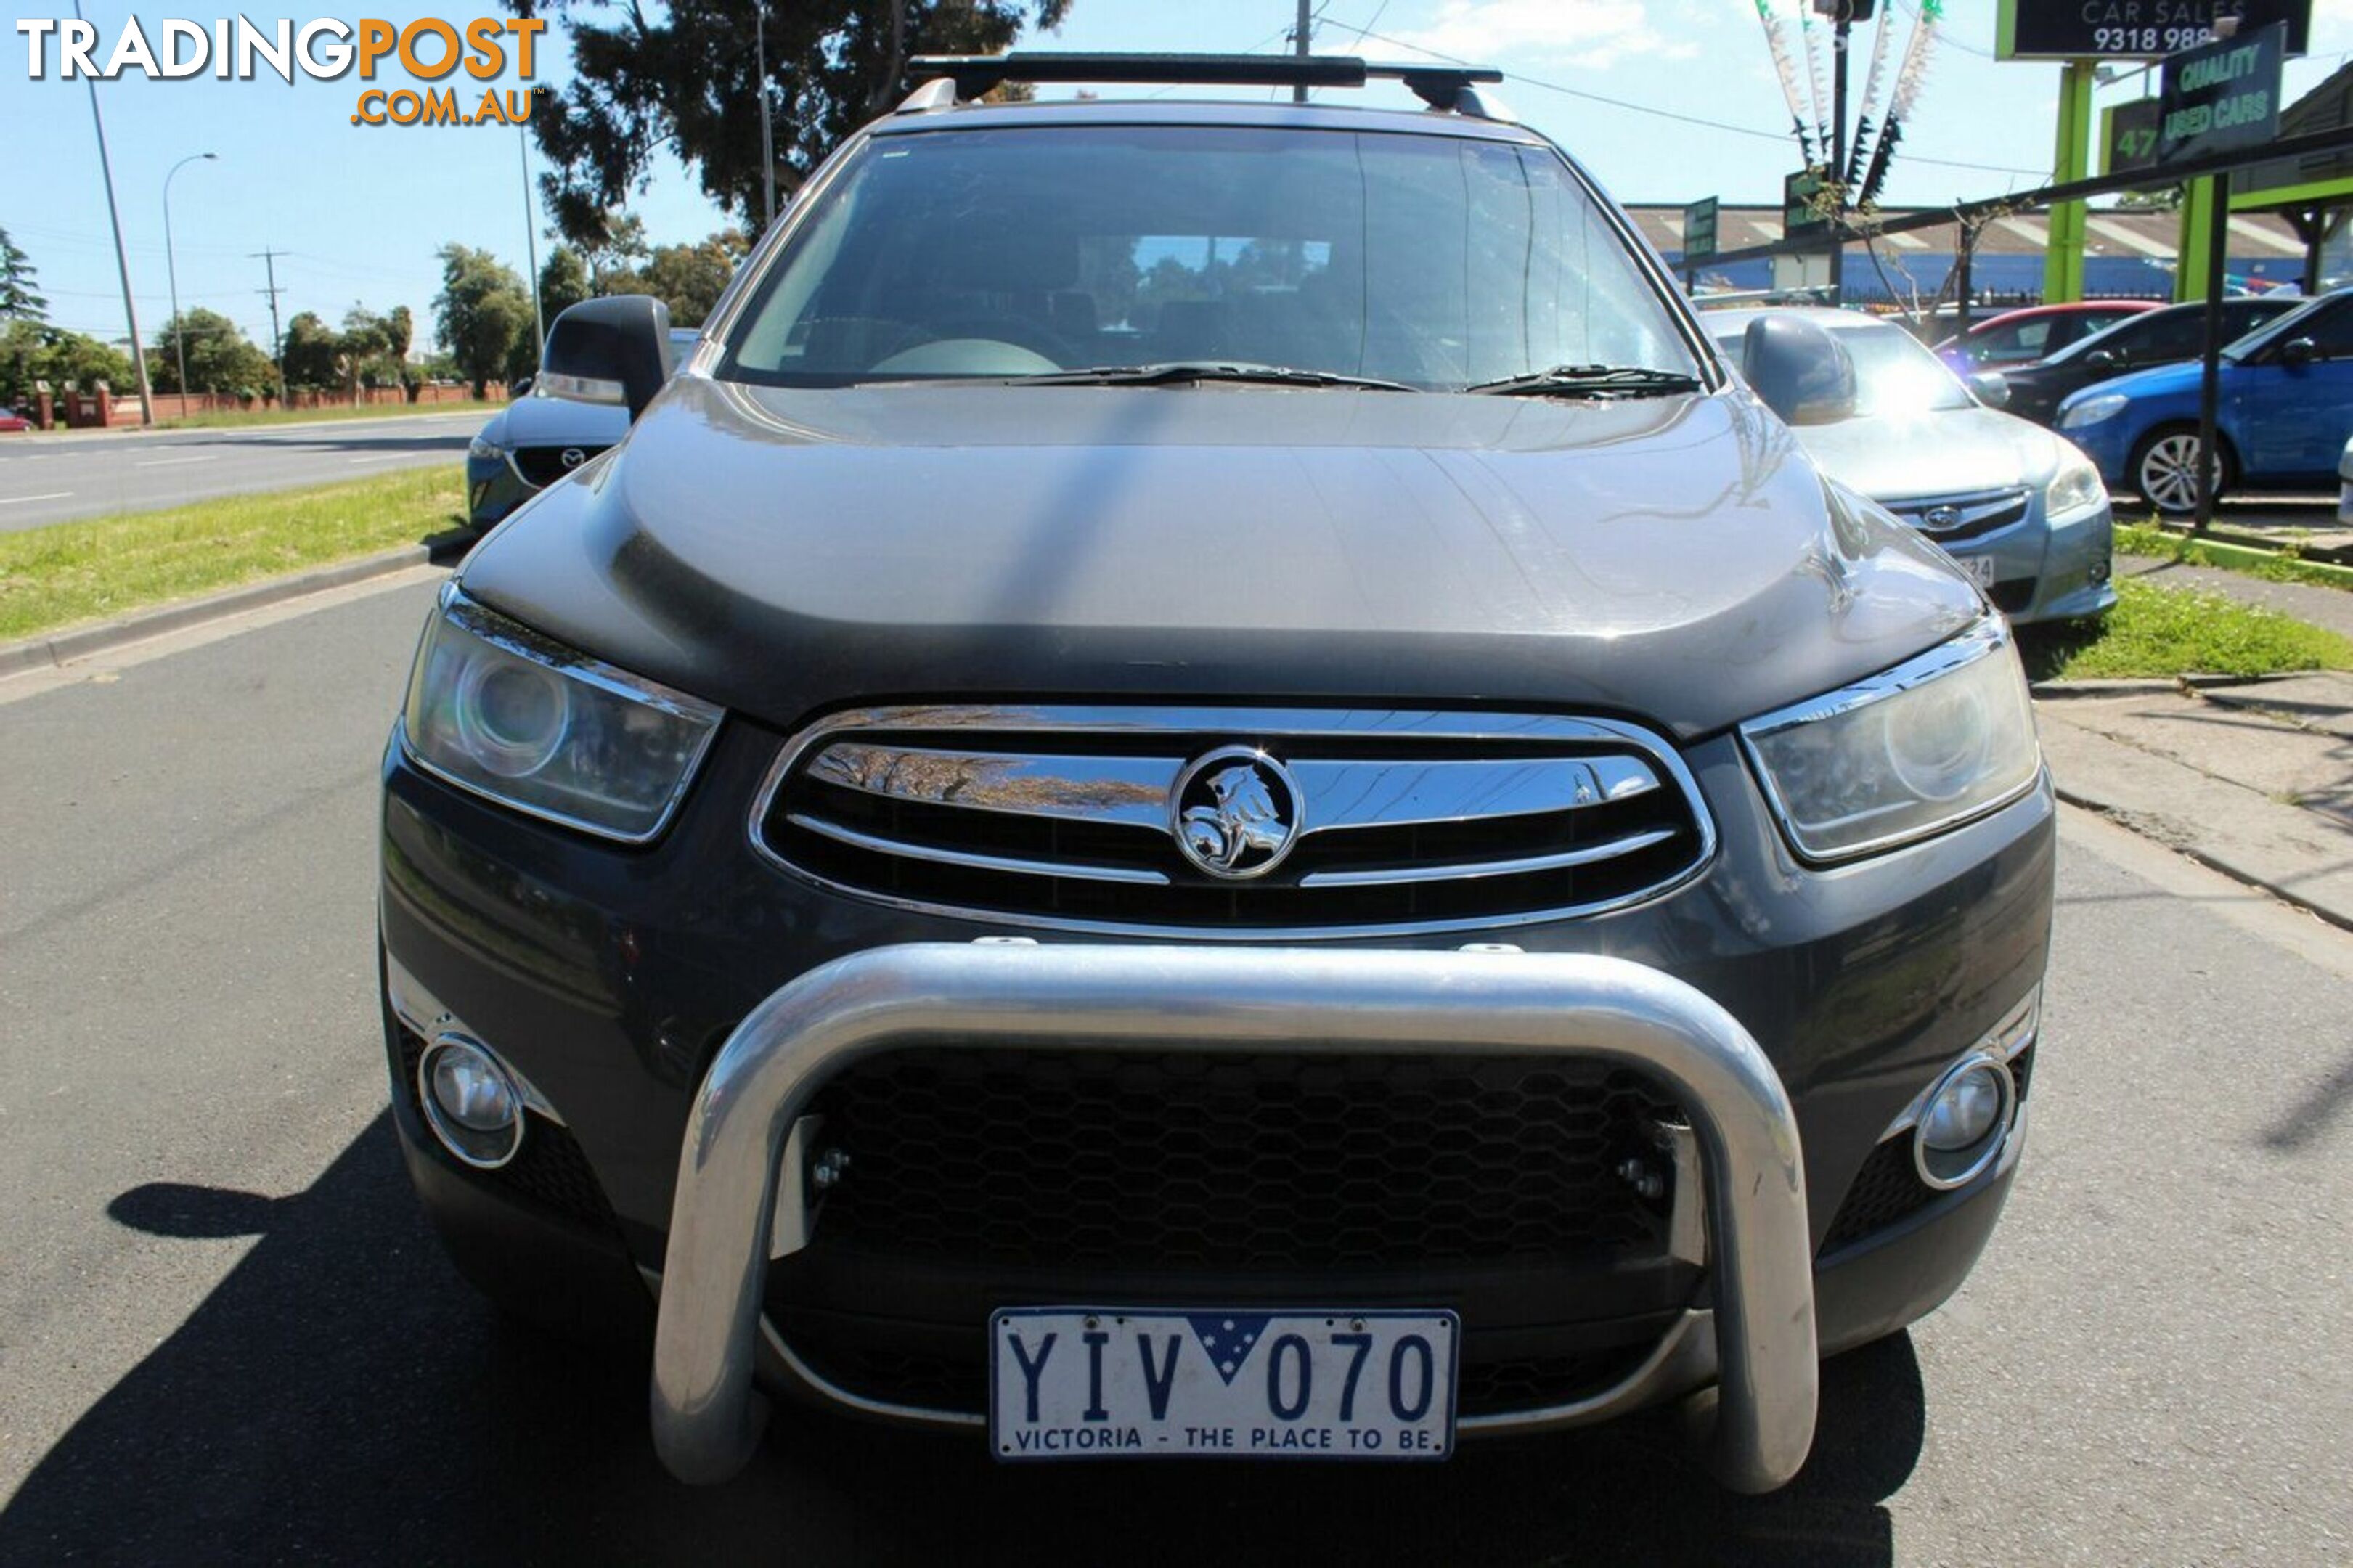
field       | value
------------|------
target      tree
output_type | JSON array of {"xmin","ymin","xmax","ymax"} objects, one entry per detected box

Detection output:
[
  {"xmin": 152, "ymin": 309, "xmax": 277, "ymax": 395},
  {"xmin": 281, "ymin": 311, "xmax": 343, "ymax": 391},
  {"xmin": 539, "ymin": 244, "xmax": 593, "ymax": 322},
  {"xmin": 0, "ymin": 228, "xmax": 46, "ymax": 324},
  {"xmin": 433, "ymin": 245, "xmax": 534, "ymax": 398},
  {"xmin": 509, "ymin": 0, "xmax": 1072, "ymax": 248},
  {"xmin": 0, "ymin": 322, "xmax": 133, "ymax": 404},
  {"xmin": 625, "ymin": 231, "xmax": 750, "ymax": 327}
]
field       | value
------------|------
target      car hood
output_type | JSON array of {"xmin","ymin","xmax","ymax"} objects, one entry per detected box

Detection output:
[
  {"xmin": 459, "ymin": 377, "xmax": 1981, "ymax": 741},
  {"xmin": 1791, "ymin": 405, "xmax": 2068, "ymax": 499},
  {"xmin": 477, "ymin": 393, "xmax": 633, "ymax": 450}
]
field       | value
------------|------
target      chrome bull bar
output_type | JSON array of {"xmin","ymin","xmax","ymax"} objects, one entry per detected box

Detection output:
[{"xmin": 649, "ymin": 943, "xmax": 1817, "ymax": 1493}]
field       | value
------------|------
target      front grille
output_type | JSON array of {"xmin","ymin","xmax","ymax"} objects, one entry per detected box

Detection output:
[
  {"xmin": 807, "ymin": 1048, "xmax": 1676, "ymax": 1271},
  {"xmin": 754, "ymin": 706, "xmax": 1713, "ymax": 934},
  {"xmin": 510, "ymin": 444, "xmax": 608, "ymax": 487},
  {"xmin": 1881, "ymin": 489, "xmax": 2032, "ymax": 544},
  {"xmin": 392, "ymin": 1021, "xmax": 617, "ymax": 1234}
]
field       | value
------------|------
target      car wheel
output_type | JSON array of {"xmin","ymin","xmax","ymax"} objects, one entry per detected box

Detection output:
[{"xmin": 2131, "ymin": 425, "xmax": 2230, "ymax": 517}]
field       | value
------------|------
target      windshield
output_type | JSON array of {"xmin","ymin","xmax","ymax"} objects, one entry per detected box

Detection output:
[
  {"xmin": 2223, "ymin": 294, "xmax": 2328, "ymax": 362},
  {"xmin": 722, "ymin": 125, "xmax": 1701, "ymax": 391}
]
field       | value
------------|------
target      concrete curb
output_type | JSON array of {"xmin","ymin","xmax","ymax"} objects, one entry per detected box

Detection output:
[
  {"xmin": 2052, "ymin": 782, "xmax": 2353, "ymax": 936},
  {"xmin": 2030, "ymin": 674, "xmax": 2291, "ymax": 700},
  {"xmin": 0, "ymin": 536, "xmax": 463, "ymax": 679}
]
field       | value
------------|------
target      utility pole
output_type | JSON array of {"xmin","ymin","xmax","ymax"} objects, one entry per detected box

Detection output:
[
  {"xmin": 1828, "ymin": 4, "xmax": 1849, "ymax": 303},
  {"xmin": 253, "ymin": 248, "xmax": 288, "ymax": 403},
  {"xmin": 519, "ymin": 122, "xmax": 545, "ymax": 359},
  {"xmin": 1292, "ymin": 0, "xmax": 1311, "ymax": 102},
  {"xmin": 74, "ymin": 0, "xmax": 153, "ymax": 426},
  {"xmin": 758, "ymin": 4, "xmax": 777, "ymax": 229}
]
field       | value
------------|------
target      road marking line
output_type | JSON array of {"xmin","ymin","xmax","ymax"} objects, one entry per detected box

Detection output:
[
  {"xmin": 346, "ymin": 453, "xmax": 411, "ymax": 464},
  {"xmin": 133, "ymin": 455, "xmax": 218, "ymax": 467},
  {"xmin": 0, "ymin": 491, "xmax": 71, "ymax": 505}
]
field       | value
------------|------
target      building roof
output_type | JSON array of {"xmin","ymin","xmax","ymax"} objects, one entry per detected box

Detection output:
[{"xmin": 1621, "ymin": 204, "xmax": 2303, "ymax": 260}]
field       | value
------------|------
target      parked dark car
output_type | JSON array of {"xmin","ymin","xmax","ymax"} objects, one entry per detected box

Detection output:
[
  {"xmin": 1996, "ymin": 295, "xmax": 2303, "ymax": 427},
  {"xmin": 1706, "ymin": 305, "xmax": 2114, "ymax": 624},
  {"xmin": 1935, "ymin": 299, "xmax": 2157, "ymax": 371},
  {"xmin": 382, "ymin": 54, "xmax": 2052, "ymax": 1494},
  {"xmin": 464, "ymin": 324, "xmax": 701, "ymax": 529},
  {"xmin": 2059, "ymin": 288, "xmax": 2353, "ymax": 514}
]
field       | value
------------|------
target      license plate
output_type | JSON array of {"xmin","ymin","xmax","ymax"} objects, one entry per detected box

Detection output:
[
  {"xmin": 990, "ymin": 1307, "xmax": 1459, "ymax": 1462},
  {"xmin": 1960, "ymin": 554, "xmax": 1997, "ymax": 587}
]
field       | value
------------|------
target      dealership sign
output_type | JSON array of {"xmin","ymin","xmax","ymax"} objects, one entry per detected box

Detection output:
[
  {"xmin": 1684, "ymin": 197, "xmax": 1720, "ymax": 264},
  {"xmin": 2158, "ymin": 23, "xmax": 2284, "ymax": 163},
  {"xmin": 1994, "ymin": 0, "xmax": 2309, "ymax": 61}
]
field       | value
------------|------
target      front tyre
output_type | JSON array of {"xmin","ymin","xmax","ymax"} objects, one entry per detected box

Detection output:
[{"xmin": 2131, "ymin": 425, "xmax": 2230, "ymax": 517}]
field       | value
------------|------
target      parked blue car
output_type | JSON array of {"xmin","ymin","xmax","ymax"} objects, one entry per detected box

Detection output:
[{"xmin": 2057, "ymin": 289, "xmax": 2352, "ymax": 515}]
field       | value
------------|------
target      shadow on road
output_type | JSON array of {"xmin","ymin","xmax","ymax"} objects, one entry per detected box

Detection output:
[{"xmin": 2, "ymin": 1116, "xmax": 1925, "ymax": 1567}]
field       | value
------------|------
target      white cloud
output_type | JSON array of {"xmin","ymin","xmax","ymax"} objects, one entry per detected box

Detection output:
[{"xmin": 1389, "ymin": 0, "xmax": 1674, "ymax": 72}]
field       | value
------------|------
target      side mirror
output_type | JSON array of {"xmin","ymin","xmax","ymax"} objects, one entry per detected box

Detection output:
[
  {"xmin": 2280, "ymin": 336, "xmax": 2316, "ymax": 369},
  {"xmin": 542, "ymin": 295, "xmax": 676, "ymax": 420},
  {"xmin": 2084, "ymin": 349, "xmax": 2117, "ymax": 371},
  {"xmin": 1742, "ymin": 314, "xmax": 1858, "ymax": 426},
  {"xmin": 1967, "ymin": 370, "xmax": 2011, "ymax": 409},
  {"xmin": 508, "ymin": 375, "xmax": 534, "ymax": 399}
]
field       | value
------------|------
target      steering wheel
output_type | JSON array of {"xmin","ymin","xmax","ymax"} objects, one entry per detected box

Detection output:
[{"xmin": 894, "ymin": 315, "xmax": 1082, "ymax": 369}]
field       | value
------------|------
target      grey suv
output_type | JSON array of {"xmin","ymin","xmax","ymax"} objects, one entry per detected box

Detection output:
[{"xmin": 380, "ymin": 54, "xmax": 2051, "ymax": 1493}]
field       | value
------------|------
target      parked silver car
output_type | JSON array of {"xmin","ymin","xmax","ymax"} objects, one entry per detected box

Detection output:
[
  {"xmin": 1708, "ymin": 306, "xmax": 2116, "ymax": 623},
  {"xmin": 464, "ymin": 324, "xmax": 702, "ymax": 531}
]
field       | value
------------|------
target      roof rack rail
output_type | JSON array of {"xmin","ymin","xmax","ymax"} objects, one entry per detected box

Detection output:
[{"xmin": 899, "ymin": 52, "xmax": 1508, "ymax": 117}]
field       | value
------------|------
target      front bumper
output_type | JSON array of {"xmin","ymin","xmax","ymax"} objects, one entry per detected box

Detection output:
[
  {"xmin": 465, "ymin": 452, "xmax": 534, "ymax": 532},
  {"xmin": 379, "ymin": 715, "xmax": 2055, "ymax": 1483}
]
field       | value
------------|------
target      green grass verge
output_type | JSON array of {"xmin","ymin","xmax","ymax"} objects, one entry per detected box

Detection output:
[
  {"xmin": 0, "ymin": 467, "xmax": 464, "ymax": 643},
  {"xmin": 2023, "ymin": 577, "xmax": 2353, "ymax": 682},
  {"xmin": 142, "ymin": 400, "xmax": 499, "ymax": 431},
  {"xmin": 2113, "ymin": 521, "xmax": 2353, "ymax": 592}
]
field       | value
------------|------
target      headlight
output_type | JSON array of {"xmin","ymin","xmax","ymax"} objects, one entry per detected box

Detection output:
[
  {"xmin": 2043, "ymin": 446, "xmax": 2106, "ymax": 521},
  {"xmin": 1740, "ymin": 620, "xmax": 2040, "ymax": 862},
  {"xmin": 401, "ymin": 587, "xmax": 722, "ymax": 842},
  {"xmin": 2058, "ymin": 393, "xmax": 2126, "ymax": 430},
  {"xmin": 468, "ymin": 435, "xmax": 507, "ymax": 461}
]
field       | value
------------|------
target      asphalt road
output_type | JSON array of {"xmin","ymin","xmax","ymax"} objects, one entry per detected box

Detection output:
[
  {"xmin": 1, "ymin": 579, "xmax": 2349, "ymax": 1564},
  {"xmin": 0, "ymin": 412, "xmax": 478, "ymax": 532}
]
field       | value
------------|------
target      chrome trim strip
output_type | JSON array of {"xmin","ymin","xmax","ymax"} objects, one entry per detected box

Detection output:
[
  {"xmin": 1299, "ymin": 826, "xmax": 1681, "ymax": 887},
  {"xmin": 806, "ymin": 743, "xmax": 1176, "ymax": 829},
  {"xmin": 398, "ymin": 584, "xmax": 725, "ymax": 847},
  {"xmin": 782, "ymin": 812, "xmax": 1170, "ymax": 886},
  {"xmin": 648, "ymin": 943, "xmax": 1815, "ymax": 1492},
  {"xmin": 802, "ymin": 743, "xmax": 1659, "ymax": 837},
  {"xmin": 747, "ymin": 705, "xmax": 1718, "ymax": 940}
]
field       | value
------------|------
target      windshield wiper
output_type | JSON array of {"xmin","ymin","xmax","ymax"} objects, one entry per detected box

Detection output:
[
  {"xmin": 1010, "ymin": 362, "xmax": 1419, "ymax": 392},
  {"xmin": 1460, "ymin": 364, "xmax": 1705, "ymax": 399}
]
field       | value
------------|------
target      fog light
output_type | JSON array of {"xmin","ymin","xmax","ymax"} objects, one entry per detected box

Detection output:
[
  {"xmin": 1913, "ymin": 1056, "xmax": 2015, "ymax": 1191},
  {"xmin": 420, "ymin": 1034, "xmax": 524, "ymax": 1169}
]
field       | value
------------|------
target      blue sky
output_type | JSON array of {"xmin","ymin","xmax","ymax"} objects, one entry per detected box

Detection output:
[{"xmin": 9, "ymin": 0, "xmax": 2352, "ymax": 358}]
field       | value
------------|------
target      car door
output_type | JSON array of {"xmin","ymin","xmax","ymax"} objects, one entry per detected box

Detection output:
[{"xmin": 2229, "ymin": 301, "xmax": 2353, "ymax": 481}]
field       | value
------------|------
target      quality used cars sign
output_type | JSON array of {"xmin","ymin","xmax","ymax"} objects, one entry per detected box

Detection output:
[{"xmin": 15, "ymin": 13, "xmax": 546, "ymax": 126}]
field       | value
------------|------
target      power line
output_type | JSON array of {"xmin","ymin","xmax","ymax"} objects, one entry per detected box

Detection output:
[{"xmin": 1348, "ymin": 23, "xmax": 2050, "ymax": 179}]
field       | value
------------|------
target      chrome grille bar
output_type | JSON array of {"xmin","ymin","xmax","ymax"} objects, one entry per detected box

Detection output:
[
  {"xmin": 1300, "ymin": 826, "xmax": 1682, "ymax": 887},
  {"xmin": 783, "ymin": 813, "xmax": 1171, "ymax": 885}
]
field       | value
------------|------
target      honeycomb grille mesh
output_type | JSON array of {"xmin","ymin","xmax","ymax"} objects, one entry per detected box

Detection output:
[{"xmin": 812, "ymin": 1048, "xmax": 1676, "ymax": 1271}]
